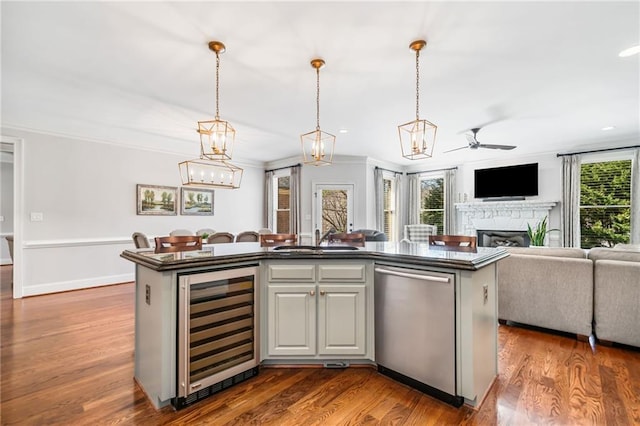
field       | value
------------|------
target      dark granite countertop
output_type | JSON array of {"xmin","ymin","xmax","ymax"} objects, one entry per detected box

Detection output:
[{"xmin": 121, "ymin": 241, "xmax": 508, "ymax": 272}]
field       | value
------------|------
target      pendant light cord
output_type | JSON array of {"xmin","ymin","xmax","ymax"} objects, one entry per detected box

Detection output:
[
  {"xmin": 415, "ymin": 48, "xmax": 420, "ymax": 120},
  {"xmin": 316, "ymin": 67, "xmax": 321, "ymax": 131},
  {"xmin": 215, "ymin": 51, "xmax": 220, "ymax": 120}
]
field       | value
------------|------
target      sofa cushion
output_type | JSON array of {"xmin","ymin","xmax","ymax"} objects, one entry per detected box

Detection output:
[
  {"xmin": 505, "ymin": 246, "xmax": 587, "ymax": 259},
  {"xmin": 588, "ymin": 248, "xmax": 640, "ymax": 263}
]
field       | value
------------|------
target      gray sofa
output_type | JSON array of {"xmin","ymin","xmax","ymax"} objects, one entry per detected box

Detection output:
[
  {"xmin": 497, "ymin": 247, "xmax": 593, "ymax": 338},
  {"xmin": 589, "ymin": 246, "xmax": 640, "ymax": 347}
]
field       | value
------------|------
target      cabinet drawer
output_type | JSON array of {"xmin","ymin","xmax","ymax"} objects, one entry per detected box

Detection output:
[
  {"xmin": 318, "ymin": 264, "xmax": 366, "ymax": 282},
  {"xmin": 268, "ymin": 265, "xmax": 315, "ymax": 282}
]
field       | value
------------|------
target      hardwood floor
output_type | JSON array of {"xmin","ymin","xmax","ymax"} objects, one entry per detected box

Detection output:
[{"xmin": 1, "ymin": 265, "xmax": 639, "ymax": 425}]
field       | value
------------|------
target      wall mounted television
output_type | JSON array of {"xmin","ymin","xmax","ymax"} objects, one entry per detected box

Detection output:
[{"xmin": 474, "ymin": 163, "xmax": 538, "ymax": 199}]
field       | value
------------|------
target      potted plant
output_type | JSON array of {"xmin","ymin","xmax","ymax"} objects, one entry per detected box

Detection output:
[{"xmin": 526, "ymin": 216, "xmax": 558, "ymax": 247}]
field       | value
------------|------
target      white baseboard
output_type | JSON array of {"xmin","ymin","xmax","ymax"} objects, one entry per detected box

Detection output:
[
  {"xmin": 22, "ymin": 273, "xmax": 134, "ymax": 297},
  {"xmin": 0, "ymin": 258, "xmax": 12, "ymax": 265}
]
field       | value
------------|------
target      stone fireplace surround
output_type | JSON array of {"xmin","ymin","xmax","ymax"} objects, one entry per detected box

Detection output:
[{"xmin": 456, "ymin": 200, "xmax": 558, "ymax": 246}]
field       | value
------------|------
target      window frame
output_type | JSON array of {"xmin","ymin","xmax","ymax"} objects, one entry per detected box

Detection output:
[
  {"xmin": 271, "ymin": 169, "xmax": 291, "ymax": 234},
  {"xmin": 419, "ymin": 171, "xmax": 445, "ymax": 235},
  {"xmin": 578, "ymin": 151, "xmax": 634, "ymax": 248},
  {"xmin": 382, "ymin": 171, "xmax": 397, "ymax": 241}
]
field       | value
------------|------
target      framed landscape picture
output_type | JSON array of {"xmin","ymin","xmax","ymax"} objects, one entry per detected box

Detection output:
[
  {"xmin": 136, "ymin": 184, "xmax": 178, "ymax": 215},
  {"xmin": 181, "ymin": 187, "xmax": 214, "ymax": 215}
]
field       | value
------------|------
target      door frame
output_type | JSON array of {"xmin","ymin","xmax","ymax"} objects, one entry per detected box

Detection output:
[
  {"xmin": 1, "ymin": 135, "xmax": 23, "ymax": 298},
  {"xmin": 312, "ymin": 182, "xmax": 355, "ymax": 234}
]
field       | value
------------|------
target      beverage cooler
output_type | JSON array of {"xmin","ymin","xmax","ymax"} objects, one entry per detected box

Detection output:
[{"xmin": 174, "ymin": 265, "xmax": 259, "ymax": 409}]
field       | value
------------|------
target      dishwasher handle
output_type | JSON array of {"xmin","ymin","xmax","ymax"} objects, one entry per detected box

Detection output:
[{"xmin": 375, "ymin": 267, "xmax": 450, "ymax": 283}]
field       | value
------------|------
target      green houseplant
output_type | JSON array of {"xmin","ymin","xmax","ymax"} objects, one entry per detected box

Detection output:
[{"xmin": 526, "ymin": 216, "xmax": 559, "ymax": 247}]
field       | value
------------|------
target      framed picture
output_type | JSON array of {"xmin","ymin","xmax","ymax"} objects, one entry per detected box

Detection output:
[
  {"xmin": 136, "ymin": 184, "xmax": 178, "ymax": 215},
  {"xmin": 181, "ymin": 187, "xmax": 214, "ymax": 215}
]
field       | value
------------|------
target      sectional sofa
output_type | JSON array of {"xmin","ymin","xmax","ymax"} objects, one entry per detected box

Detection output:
[{"xmin": 497, "ymin": 244, "xmax": 640, "ymax": 347}]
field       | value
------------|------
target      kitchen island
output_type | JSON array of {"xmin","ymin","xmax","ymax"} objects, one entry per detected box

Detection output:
[{"xmin": 121, "ymin": 242, "xmax": 507, "ymax": 410}]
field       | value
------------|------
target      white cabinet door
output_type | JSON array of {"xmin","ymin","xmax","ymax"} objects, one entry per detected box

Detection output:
[
  {"xmin": 318, "ymin": 284, "xmax": 366, "ymax": 355},
  {"xmin": 267, "ymin": 284, "xmax": 316, "ymax": 356}
]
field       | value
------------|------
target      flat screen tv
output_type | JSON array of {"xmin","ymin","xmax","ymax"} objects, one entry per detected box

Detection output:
[{"xmin": 474, "ymin": 163, "xmax": 538, "ymax": 199}]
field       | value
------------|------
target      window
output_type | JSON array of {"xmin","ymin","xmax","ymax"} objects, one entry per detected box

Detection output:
[
  {"xmin": 420, "ymin": 174, "xmax": 444, "ymax": 234},
  {"xmin": 383, "ymin": 176, "xmax": 395, "ymax": 240},
  {"xmin": 579, "ymin": 159, "xmax": 631, "ymax": 248},
  {"xmin": 274, "ymin": 174, "xmax": 290, "ymax": 233}
]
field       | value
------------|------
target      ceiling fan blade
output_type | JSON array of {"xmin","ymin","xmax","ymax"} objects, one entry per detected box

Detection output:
[
  {"xmin": 443, "ymin": 145, "xmax": 469, "ymax": 154},
  {"xmin": 477, "ymin": 144, "xmax": 516, "ymax": 150}
]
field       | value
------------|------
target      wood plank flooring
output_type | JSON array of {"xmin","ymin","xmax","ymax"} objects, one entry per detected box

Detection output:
[{"xmin": 1, "ymin": 265, "xmax": 639, "ymax": 425}]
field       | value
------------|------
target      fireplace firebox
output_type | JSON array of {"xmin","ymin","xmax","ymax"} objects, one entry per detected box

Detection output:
[{"xmin": 477, "ymin": 230, "xmax": 530, "ymax": 247}]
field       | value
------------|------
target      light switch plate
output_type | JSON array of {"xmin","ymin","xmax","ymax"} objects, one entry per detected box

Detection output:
[
  {"xmin": 0, "ymin": 216, "xmax": 4, "ymax": 222},
  {"xmin": 30, "ymin": 212, "xmax": 44, "ymax": 222}
]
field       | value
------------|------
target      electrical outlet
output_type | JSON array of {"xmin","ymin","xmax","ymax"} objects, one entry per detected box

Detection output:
[
  {"xmin": 483, "ymin": 284, "xmax": 489, "ymax": 305},
  {"xmin": 145, "ymin": 284, "xmax": 151, "ymax": 305},
  {"xmin": 30, "ymin": 212, "xmax": 44, "ymax": 222},
  {"xmin": 0, "ymin": 216, "xmax": 4, "ymax": 222}
]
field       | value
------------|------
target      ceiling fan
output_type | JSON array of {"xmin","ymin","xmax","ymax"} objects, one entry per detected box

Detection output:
[{"xmin": 444, "ymin": 127, "xmax": 516, "ymax": 153}]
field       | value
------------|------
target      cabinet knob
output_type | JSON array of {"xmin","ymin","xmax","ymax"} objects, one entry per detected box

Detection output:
[
  {"xmin": 310, "ymin": 290, "xmax": 315, "ymax": 296},
  {"xmin": 320, "ymin": 290, "xmax": 326, "ymax": 296}
]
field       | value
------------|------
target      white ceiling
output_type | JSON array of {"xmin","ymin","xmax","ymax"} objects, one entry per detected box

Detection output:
[{"xmin": 2, "ymin": 1, "xmax": 639, "ymax": 168}]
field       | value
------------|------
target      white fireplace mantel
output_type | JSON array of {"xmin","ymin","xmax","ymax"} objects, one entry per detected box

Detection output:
[{"xmin": 456, "ymin": 200, "xmax": 558, "ymax": 236}]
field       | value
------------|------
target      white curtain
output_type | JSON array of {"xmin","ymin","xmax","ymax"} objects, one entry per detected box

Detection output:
[
  {"xmin": 373, "ymin": 167, "xmax": 384, "ymax": 232},
  {"xmin": 407, "ymin": 173, "xmax": 420, "ymax": 226},
  {"xmin": 444, "ymin": 168, "xmax": 457, "ymax": 234},
  {"xmin": 561, "ymin": 154, "xmax": 581, "ymax": 247},
  {"xmin": 393, "ymin": 172, "xmax": 403, "ymax": 242},
  {"xmin": 631, "ymin": 148, "xmax": 640, "ymax": 244},
  {"xmin": 264, "ymin": 170, "xmax": 274, "ymax": 229},
  {"xmin": 290, "ymin": 165, "xmax": 301, "ymax": 236}
]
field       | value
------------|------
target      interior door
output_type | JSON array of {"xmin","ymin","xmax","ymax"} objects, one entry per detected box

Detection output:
[{"xmin": 314, "ymin": 184, "xmax": 354, "ymax": 234}]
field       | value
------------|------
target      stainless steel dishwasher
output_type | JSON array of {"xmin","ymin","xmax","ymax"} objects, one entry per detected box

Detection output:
[{"xmin": 374, "ymin": 265, "xmax": 462, "ymax": 407}]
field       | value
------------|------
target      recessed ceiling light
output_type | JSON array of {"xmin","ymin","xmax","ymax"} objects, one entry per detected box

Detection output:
[
  {"xmin": 601, "ymin": 126, "xmax": 615, "ymax": 131},
  {"xmin": 339, "ymin": 129, "xmax": 348, "ymax": 134},
  {"xmin": 619, "ymin": 45, "xmax": 640, "ymax": 57}
]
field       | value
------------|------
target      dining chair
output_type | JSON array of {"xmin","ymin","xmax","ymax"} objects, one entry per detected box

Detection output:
[
  {"xmin": 207, "ymin": 232, "xmax": 235, "ymax": 244},
  {"xmin": 154, "ymin": 235, "xmax": 202, "ymax": 253},
  {"xmin": 196, "ymin": 228, "xmax": 216, "ymax": 237},
  {"xmin": 257, "ymin": 228, "xmax": 272, "ymax": 234},
  {"xmin": 403, "ymin": 224, "xmax": 437, "ymax": 242},
  {"xmin": 428, "ymin": 235, "xmax": 477, "ymax": 249},
  {"xmin": 259, "ymin": 233, "xmax": 297, "ymax": 247},
  {"xmin": 327, "ymin": 232, "xmax": 366, "ymax": 246},
  {"xmin": 235, "ymin": 231, "xmax": 259, "ymax": 243},
  {"xmin": 132, "ymin": 232, "xmax": 151, "ymax": 249},
  {"xmin": 170, "ymin": 229, "xmax": 194, "ymax": 236}
]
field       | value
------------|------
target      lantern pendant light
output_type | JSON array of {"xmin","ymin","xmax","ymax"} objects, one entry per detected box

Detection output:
[
  {"xmin": 179, "ymin": 41, "xmax": 243, "ymax": 189},
  {"xmin": 301, "ymin": 58, "xmax": 335, "ymax": 166},
  {"xmin": 197, "ymin": 41, "xmax": 236, "ymax": 161},
  {"xmin": 398, "ymin": 40, "xmax": 437, "ymax": 160}
]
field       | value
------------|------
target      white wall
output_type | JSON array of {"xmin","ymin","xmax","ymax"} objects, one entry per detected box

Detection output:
[
  {"xmin": 3, "ymin": 128, "xmax": 264, "ymax": 296},
  {"xmin": 1, "ymin": 157, "xmax": 14, "ymax": 264},
  {"xmin": 454, "ymin": 152, "xmax": 563, "ymax": 243}
]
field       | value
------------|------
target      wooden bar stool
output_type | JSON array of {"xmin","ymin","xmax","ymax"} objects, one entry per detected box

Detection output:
[
  {"xmin": 327, "ymin": 232, "xmax": 366, "ymax": 246},
  {"xmin": 259, "ymin": 233, "xmax": 297, "ymax": 247},
  {"xmin": 154, "ymin": 235, "xmax": 203, "ymax": 253}
]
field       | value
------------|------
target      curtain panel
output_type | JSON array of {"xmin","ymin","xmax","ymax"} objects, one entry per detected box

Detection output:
[
  {"xmin": 407, "ymin": 173, "xmax": 420, "ymax": 226},
  {"xmin": 393, "ymin": 172, "xmax": 403, "ymax": 242},
  {"xmin": 290, "ymin": 165, "xmax": 301, "ymax": 236},
  {"xmin": 631, "ymin": 148, "xmax": 640, "ymax": 244},
  {"xmin": 263, "ymin": 170, "xmax": 274, "ymax": 229},
  {"xmin": 561, "ymin": 154, "xmax": 581, "ymax": 247},
  {"xmin": 444, "ymin": 168, "xmax": 457, "ymax": 234},
  {"xmin": 373, "ymin": 168, "xmax": 384, "ymax": 233}
]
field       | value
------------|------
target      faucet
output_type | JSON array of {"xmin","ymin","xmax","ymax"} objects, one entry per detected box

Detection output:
[{"xmin": 316, "ymin": 228, "xmax": 336, "ymax": 246}]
